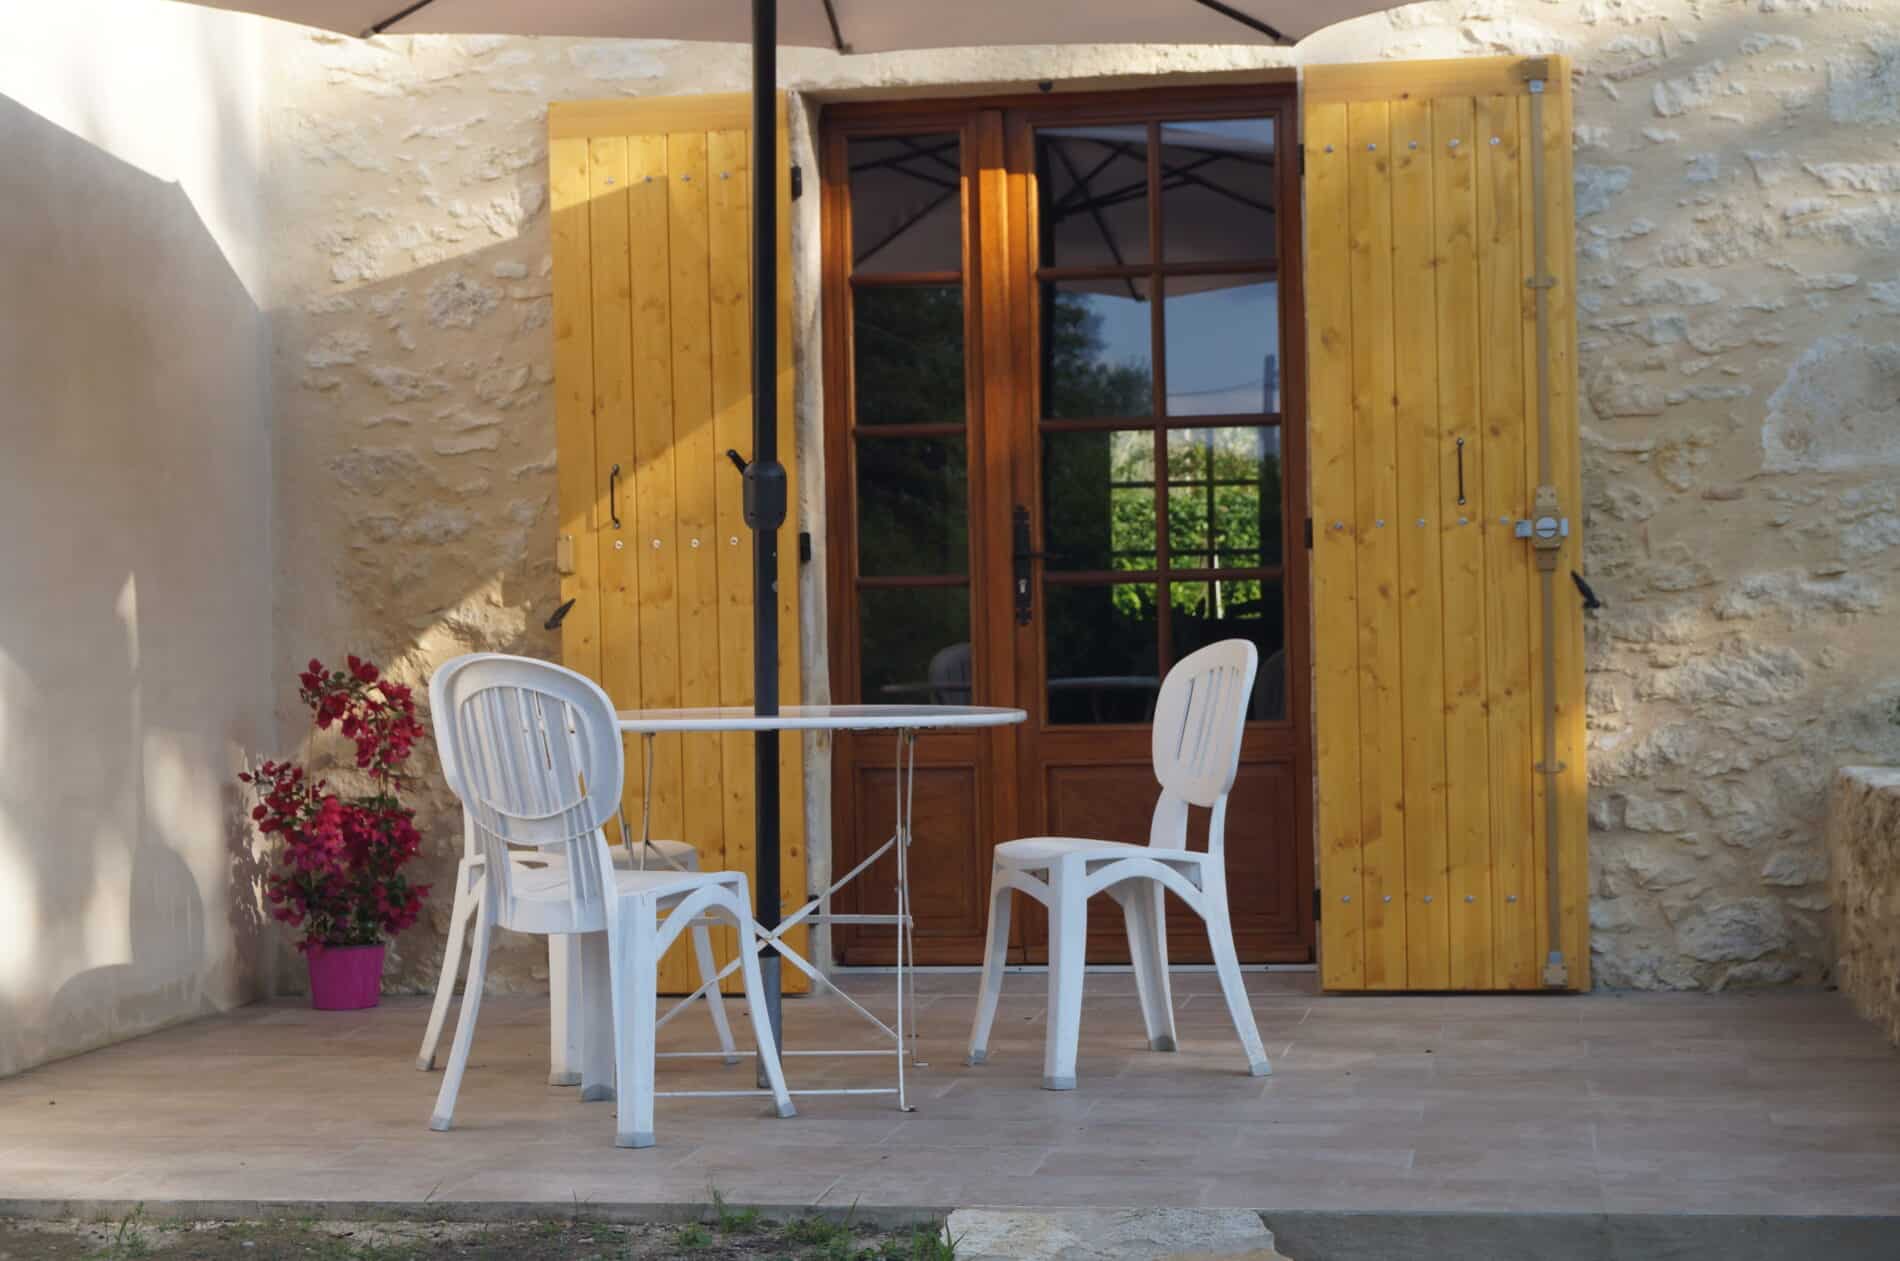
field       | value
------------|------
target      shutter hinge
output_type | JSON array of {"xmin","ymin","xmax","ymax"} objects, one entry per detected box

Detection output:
[
  {"xmin": 798, "ymin": 530, "xmax": 812, "ymax": 564},
  {"xmin": 1312, "ymin": 887, "xmax": 1321, "ymax": 922},
  {"xmin": 1298, "ymin": 142, "xmax": 1305, "ymax": 176},
  {"xmin": 1304, "ymin": 517, "xmax": 1313, "ymax": 549},
  {"xmin": 790, "ymin": 164, "xmax": 803, "ymax": 200}
]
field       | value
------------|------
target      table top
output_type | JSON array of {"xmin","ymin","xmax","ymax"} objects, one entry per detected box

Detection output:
[{"xmin": 615, "ymin": 703, "xmax": 1027, "ymax": 734}]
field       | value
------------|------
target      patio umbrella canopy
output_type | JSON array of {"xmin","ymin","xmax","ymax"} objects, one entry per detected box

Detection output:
[{"xmin": 175, "ymin": 0, "xmax": 1406, "ymax": 1054}]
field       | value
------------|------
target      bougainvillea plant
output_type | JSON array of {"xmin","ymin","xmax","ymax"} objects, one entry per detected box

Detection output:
[{"xmin": 241, "ymin": 656, "xmax": 431, "ymax": 950}]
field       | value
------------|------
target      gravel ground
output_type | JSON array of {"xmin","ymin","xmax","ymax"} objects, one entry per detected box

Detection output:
[{"xmin": 0, "ymin": 1211, "xmax": 956, "ymax": 1261}]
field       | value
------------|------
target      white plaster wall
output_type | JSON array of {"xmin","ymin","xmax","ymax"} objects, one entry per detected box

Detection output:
[
  {"xmin": 0, "ymin": 0, "xmax": 276, "ymax": 1076},
  {"xmin": 261, "ymin": 1, "xmax": 1900, "ymax": 995}
]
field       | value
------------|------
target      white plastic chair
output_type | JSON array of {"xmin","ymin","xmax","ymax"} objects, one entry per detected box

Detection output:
[
  {"xmin": 416, "ymin": 654, "xmax": 737, "ymax": 1082},
  {"xmin": 428, "ymin": 654, "xmax": 793, "ymax": 1147},
  {"xmin": 967, "ymin": 639, "xmax": 1272, "ymax": 1090}
]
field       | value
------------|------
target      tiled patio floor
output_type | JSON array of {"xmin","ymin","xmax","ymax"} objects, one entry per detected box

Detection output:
[{"xmin": 3, "ymin": 972, "xmax": 1899, "ymax": 1218}]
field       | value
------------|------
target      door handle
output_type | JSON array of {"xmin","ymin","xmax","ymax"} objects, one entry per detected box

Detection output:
[{"xmin": 1012, "ymin": 505, "xmax": 1047, "ymax": 627}]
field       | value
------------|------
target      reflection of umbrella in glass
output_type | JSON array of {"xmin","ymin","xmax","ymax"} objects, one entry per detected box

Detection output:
[
  {"xmin": 180, "ymin": 0, "xmax": 1407, "ymax": 1060},
  {"xmin": 854, "ymin": 121, "xmax": 1281, "ymax": 284}
]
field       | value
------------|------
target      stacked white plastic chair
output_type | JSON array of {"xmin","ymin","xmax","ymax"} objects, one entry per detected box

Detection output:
[
  {"xmin": 427, "ymin": 653, "xmax": 793, "ymax": 1147},
  {"xmin": 416, "ymin": 653, "xmax": 737, "ymax": 1082},
  {"xmin": 967, "ymin": 639, "xmax": 1272, "ymax": 1089}
]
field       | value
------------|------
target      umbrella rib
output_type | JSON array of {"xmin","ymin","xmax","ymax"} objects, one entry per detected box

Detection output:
[
  {"xmin": 1050, "ymin": 142, "xmax": 1140, "ymax": 302},
  {"xmin": 1050, "ymin": 149, "xmax": 1124, "ymax": 216},
  {"xmin": 821, "ymin": 0, "xmax": 851, "ymax": 54},
  {"xmin": 854, "ymin": 187, "xmax": 961, "ymax": 269},
  {"xmin": 361, "ymin": 0, "xmax": 438, "ymax": 36},
  {"xmin": 1187, "ymin": 0, "xmax": 1289, "ymax": 44}
]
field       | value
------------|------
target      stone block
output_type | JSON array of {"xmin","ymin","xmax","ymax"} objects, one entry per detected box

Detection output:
[
  {"xmin": 1828, "ymin": 767, "xmax": 1900, "ymax": 1046},
  {"xmin": 945, "ymin": 1209, "xmax": 1283, "ymax": 1261}
]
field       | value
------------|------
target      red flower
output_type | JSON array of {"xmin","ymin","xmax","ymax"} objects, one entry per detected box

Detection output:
[{"xmin": 243, "ymin": 653, "xmax": 432, "ymax": 951}]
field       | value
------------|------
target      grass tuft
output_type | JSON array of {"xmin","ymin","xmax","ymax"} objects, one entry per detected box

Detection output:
[
  {"xmin": 708, "ymin": 1185, "xmax": 761, "ymax": 1234},
  {"xmin": 86, "ymin": 1205, "xmax": 152, "ymax": 1260}
]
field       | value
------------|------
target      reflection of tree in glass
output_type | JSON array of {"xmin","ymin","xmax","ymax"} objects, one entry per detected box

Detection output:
[
  {"xmin": 1160, "ymin": 429, "xmax": 1281, "ymax": 618},
  {"xmin": 851, "ymin": 286, "xmax": 970, "ymax": 698},
  {"xmin": 1037, "ymin": 297, "xmax": 1161, "ymax": 696},
  {"xmin": 1045, "ymin": 293, "xmax": 1151, "ymax": 420},
  {"xmin": 853, "ymin": 286, "xmax": 965, "ymax": 425},
  {"xmin": 857, "ymin": 438, "xmax": 966, "ymax": 578}
]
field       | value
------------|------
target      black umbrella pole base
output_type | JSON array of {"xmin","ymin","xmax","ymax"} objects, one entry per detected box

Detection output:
[{"xmin": 756, "ymin": 954, "xmax": 784, "ymax": 1090}]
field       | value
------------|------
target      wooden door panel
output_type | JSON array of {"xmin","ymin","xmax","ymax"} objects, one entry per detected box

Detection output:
[
  {"xmin": 1023, "ymin": 758, "xmax": 1308, "ymax": 965},
  {"xmin": 840, "ymin": 762, "xmax": 985, "ymax": 957},
  {"xmin": 831, "ymin": 732, "xmax": 1002, "ymax": 965},
  {"xmin": 1030, "ymin": 760, "xmax": 1156, "ymax": 965},
  {"xmin": 1305, "ymin": 58, "xmax": 1587, "ymax": 992}
]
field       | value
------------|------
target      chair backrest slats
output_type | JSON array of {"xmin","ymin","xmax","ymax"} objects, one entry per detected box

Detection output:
[
  {"xmin": 1147, "ymin": 640, "xmax": 1258, "ymax": 856},
  {"xmin": 430, "ymin": 654, "xmax": 625, "ymax": 932}
]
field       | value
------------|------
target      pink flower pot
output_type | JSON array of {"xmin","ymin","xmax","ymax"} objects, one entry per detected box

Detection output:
[{"xmin": 306, "ymin": 944, "xmax": 385, "ymax": 1010}]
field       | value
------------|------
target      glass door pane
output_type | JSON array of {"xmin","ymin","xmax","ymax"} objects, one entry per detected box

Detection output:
[
  {"xmin": 845, "ymin": 132, "xmax": 973, "ymax": 705},
  {"xmin": 1033, "ymin": 115, "xmax": 1286, "ymax": 724}
]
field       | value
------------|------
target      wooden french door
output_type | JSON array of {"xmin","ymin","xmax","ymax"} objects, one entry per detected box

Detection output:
[{"xmin": 822, "ymin": 84, "xmax": 1313, "ymax": 968}]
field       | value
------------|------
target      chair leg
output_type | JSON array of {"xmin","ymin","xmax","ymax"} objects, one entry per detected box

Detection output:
[
  {"xmin": 966, "ymin": 866, "xmax": 1012, "ymax": 1066},
  {"xmin": 429, "ymin": 903, "xmax": 492, "ymax": 1131},
  {"xmin": 1145, "ymin": 880, "xmax": 1177, "ymax": 1049},
  {"xmin": 417, "ymin": 867, "xmax": 477, "ymax": 1072},
  {"xmin": 1043, "ymin": 860, "xmax": 1088, "ymax": 1091},
  {"xmin": 1115, "ymin": 879, "xmax": 1177, "ymax": 1053},
  {"xmin": 1204, "ymin": 880, "xmax": 1271, "ymax": 1077},
  {"xmin": 733, "ymin": 898, "xmax": 796, "ymax": 1120},
  {"xmin": 691, "ymin": 920, "xmax": 740, "ymax": 1065},
  {"xmin": 577, "ymin": 930, "xmax": 616, "ymax": 1101},
  {"xmin": 611, "ymin": 906, "xmax": 660, "ymax": 1148},
  {"xmin": 549, "ymin": 933, "xmax": 585, "ymax": 1087}
]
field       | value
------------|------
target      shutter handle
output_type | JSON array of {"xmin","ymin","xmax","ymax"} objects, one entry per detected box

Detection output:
[{"xmin": 609, "ymin": 463, "xmax": 622, "ymax": 529}]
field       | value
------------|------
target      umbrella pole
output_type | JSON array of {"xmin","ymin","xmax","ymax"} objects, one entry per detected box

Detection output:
[{"xmin": 747, "ymin": 0, "xmax": 786, "ymax": 1089}]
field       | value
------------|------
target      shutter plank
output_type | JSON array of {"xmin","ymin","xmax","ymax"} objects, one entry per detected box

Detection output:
[
  {"xmin": 709, "ymin": 126, "xmax": 756, "ymax": 992},
  {"xmin": 628, "ymin": 131, "xmax": 692, "ymax": 991},
  {"xmin": 1304, "ymin": 102, "xmax": 1363, "ymax": 991},
  {"xmin": 551, "ymin": 137, "xmax": 601, "ymax": 687},
  {"xmin": 1433, "ymin": 96, "xmax": 1494, "ymax": 991},
  {"xmin": 1475, "ymin": 94, "xmax": 1537, "ymax": 990},
  {"xmin": 588, "ymin": 136, "xmax": 645, "ymax": 827},
  {"xmin": 669, "ymin": 128, "xmax": 727, "ymax": 988},
  {"xmin": 1545, "ymin": 71, "xmax": 1591, "ymax": 990},
  {"xmin": 1391, "ymin": 98, "xmax": 1450, "ymax": 991},
  {"xmin": 1347, "ymin": 100, "xmax": 1406, "ymax": 990},
  {"xmin": 775, "ymin": 109, "xmax": 809, "ymax": 975}
]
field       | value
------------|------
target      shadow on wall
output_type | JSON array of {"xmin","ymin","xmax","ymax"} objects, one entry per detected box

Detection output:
[{"xmin": 0, "ymin": 89, "xmax": 273, "ymax": 1076}]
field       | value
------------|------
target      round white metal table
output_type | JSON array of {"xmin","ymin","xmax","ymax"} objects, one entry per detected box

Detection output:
[{"xmin": 584, "ymin": 704, "xmax": 1025, "ymax": 1111}]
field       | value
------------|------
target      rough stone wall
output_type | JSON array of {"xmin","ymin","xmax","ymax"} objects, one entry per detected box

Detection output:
[
  {"xmin": 262, "ymin": 0, "xmax": 1900, "ymax": 995},
  {"xmin": 1828, "ymin": 767, "xmax": 1900, "ymax": 1045},
  {"xmin": 259, "ymin": 33, "xmax": 1302, "ymax": 992}
]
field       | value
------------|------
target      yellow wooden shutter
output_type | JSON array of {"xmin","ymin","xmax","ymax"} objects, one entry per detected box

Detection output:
[
  {"xmin": 1305, "ymin": 57, "xmax": 1587, "ymax": 992},
  {"xmin": 549, "ymin": 94, "xmax": 805, "ymax": 995}
]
